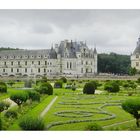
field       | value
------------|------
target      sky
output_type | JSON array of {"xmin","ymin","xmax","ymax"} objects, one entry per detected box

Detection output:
[{"xmin": 0, "ymin": 9, "xmax": 140, "ymax": 55}]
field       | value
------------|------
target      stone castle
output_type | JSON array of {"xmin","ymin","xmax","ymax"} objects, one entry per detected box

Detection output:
[{"xmin": 0, "ymin": 40, "xmax": 97, "ymax": 78}]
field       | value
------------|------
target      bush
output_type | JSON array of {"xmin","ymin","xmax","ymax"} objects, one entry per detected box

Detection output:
[
  {"xmin": 104, "ymin": 81, "xmax": 120, "ymax": 93},
  {"xmin": 7, "ymin": 80, "xmax": 15, "ymax": 87},
  {"xmin": 83, "ymin": 82, "xmax": 95, "ymax": 94},
  {"xmin": 54, "ymin": 81, "xmax": 63, "ymax": 88},
  {"xmin": 10, "ymin": 92, "xmax": 29, "ymax": 106},
  {"xmin": 24, "ymin": 80, "xmax": 32, "ymax": 88},
  {"xmin": 19, "ymin": 115, "xmax": 45, "ymax": 130},
  {"xmin": 0, "ymin": 82, "xmax": 7, "ymax": 93},
  {"xmin": 4, "ymin": 109, "xmax": 18, "ymax": 118},
  {"xmin": 0, "ymin": 117, "xmax": 2, "ymax": 130},
  {"xmin": 90, "ymin": 81, "xmax": 98, "ymax": 89},
  {"xmin": 0, "ymin": 101, "xmax": 10, "ymax": 113},
  {"xmin": 137, "ymin": 78, "xmax": 140, "ymax": 83},
  {"xmin": 27, "ymin": 90, "xmax": 40, "ymax": 102},
  {"xmin": 38, "ymin": 82, "xmax": 53, "ymax": 95},
  {"xmin": 85, "ymin": 123, "xmax": 103, "ymax": 131},
  {"xmin": 60, "ymin": 77, "xmax": 67, "ymax": 83}
]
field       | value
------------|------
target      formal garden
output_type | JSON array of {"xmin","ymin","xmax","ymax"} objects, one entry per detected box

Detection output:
[{"xmin": 1, "ymin": 77, "xmax": 140, "ymax": 130}]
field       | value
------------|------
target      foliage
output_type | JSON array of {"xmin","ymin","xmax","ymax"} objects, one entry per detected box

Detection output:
[
  {"xmin": 60, "ymin": 77, "xmax": 67, "ymax": 83},
  {"xmin": 129, "ymin": 67, "xmax": 137, "ymax": 76},
  {"xmin": 10, "ymin": 92, "xmax": 29, "ymax": 106},
  {"xmin": 98, "ymin": 53, "xmax": 130, "ymax": 74},
  {"xmin": 122, "ymin": 98, "xmax": 140, "ymax": 127},
  {"xmin": 38, "ymin": 82, "xmax": 53, "ymax": 95},
  {"xmin": 24, "ymin": 80, "xmax": 32, "ymax": 88},
  {"xmin": 19, "ymin": 115, "xmax": 45, "ymax": 130},
  {"xmin": 83, "ymin": 82, "xmax": 95, "ymax": 94},
  {"xmin": 0, "ymin": 101, "xmax": 10, "ymax": 112},
  {"xmin": 27, "ymin": 90, "xmax": 40, "ymax": 102},
  {"xmin": 104, "ymin": 81, "xmax": 120, "ymax": 93},
  {"xmin": 7, "ymin": 80, "xmax": 15, "ymax": 87},
  {"xmin": 54, "ymin": 80, "xmax": 63, "ymax": 88},
  {"xmin": 85, "ymin": 123, "xmax": 103, "ymax": 130},
  {"xmin": 0, "ymin": 117, "xmax": 1, "ymax": 130},
  {"xmin": 41, "ymin": 76, "xmax": 48, "ymax": 83},
  {"xmin": 0, "ymin": 82, "xmax": 7, "ymax": 93},
  {"xmin": 137, "ymin": 77, "xmax": 140, "ymax": 83},
  {"xmin": 4, "ymin": 109, "xmax": 18, "ymax": 119},
  {"xmin": 90, "ymin": 81, "xmax": 98, "ymax": 89}
]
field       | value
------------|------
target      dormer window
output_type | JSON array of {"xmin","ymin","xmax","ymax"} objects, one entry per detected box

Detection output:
[{"xmin": 136, "ymin": 54, "xmax": 139, "ymax": 58}]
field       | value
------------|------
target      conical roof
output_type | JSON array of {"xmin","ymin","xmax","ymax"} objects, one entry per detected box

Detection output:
[{"xmin": 133, "ymin": 37, "xmax": 140, "ymax": 54}]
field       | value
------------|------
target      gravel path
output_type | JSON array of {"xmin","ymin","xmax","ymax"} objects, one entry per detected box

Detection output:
[
  {"xmin": 3, "ymin": 98, "xmax": 17, "ymax": 109},
  {"xmin": 40, "ymin": 96, "xmax": 58, "ymax": 118},
  {"xmin": 103, "ymin": 119, "xmax": 135, "ymax": 128}
]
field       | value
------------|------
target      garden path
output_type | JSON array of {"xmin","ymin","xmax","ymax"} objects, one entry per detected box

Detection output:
[
  {"xmin": 103, "ymin": 119, "xmax": 135, "ymax": 128},
  {"xmin": 40, "ymin": 96, "xmax": 58, "ymax": 118},
  {"xmin": 3, "ymin": 98, "xmax": 17, "ymax": 109}
]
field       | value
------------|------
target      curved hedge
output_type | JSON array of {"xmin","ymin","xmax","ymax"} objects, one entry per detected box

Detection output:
[{"xmin": 83, "ymin": 82, "xmax": 96, "ymax": 94}]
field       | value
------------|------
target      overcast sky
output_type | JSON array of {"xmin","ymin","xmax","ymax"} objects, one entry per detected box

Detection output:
[{"xmin": 0, "ymin": 9, "xmax": 140, "ymax": 54}]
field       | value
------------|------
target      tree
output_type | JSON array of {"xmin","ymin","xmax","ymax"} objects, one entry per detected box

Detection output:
[
  {"xmin": 122, "ymin": 98, "xmax": 140, "ymax": 127},
  {"xmin": 83, "ymin": 82, "xmax": 95, "ymax": 94},
  {"xmin": 129, "ymin": 67, "xmax": 137, "ymax": 76},
  {"xmin": 10, "ymin": 92, "xmax": 28, "ymax": 106}
]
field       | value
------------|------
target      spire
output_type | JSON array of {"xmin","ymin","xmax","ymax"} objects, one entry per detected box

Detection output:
[
  {"xmin": 51, "ymin": 43, "xmax": 53, "ymax": 50},
  {"xmin": 93, "ymin": 47, "xmax": 97, "ymax": 54}
]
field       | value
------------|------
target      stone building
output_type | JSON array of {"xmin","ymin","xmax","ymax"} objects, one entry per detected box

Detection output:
[
  {"xmin": 131, "ymin": 36, "xmax": 140, "ymax": 71},
  {"xmin": 0, "ymin": 40, "xmax": 97, "ymax": 78}
]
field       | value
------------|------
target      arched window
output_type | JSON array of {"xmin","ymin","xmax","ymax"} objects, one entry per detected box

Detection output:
[{"xmin": 67, "ymin": 62, "xmax": 69, "ymax": 69}]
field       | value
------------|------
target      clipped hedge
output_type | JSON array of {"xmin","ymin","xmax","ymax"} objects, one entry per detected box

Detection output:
[
  {"xmin": 0, "ymin": 101, "xmax": 10, "ymax": 112},
  {"xmin": 85, "ymin": 123, "xmax": 103, "ymax": 131},
  {"xmin": 4, "ymin": 109, "xmax": 18, "ymax": 119},
  {"xmin": 60, "ymin": 77, "xmax": 67, "ymax": 83},
  {"xmin": 27, "ymin": 90, "xmax": 40, "ymax": 102},
  {"xmin": 38, "ymin": 82, "xmax": 53, "ymax": 95},
  {"xmin": 83, "ymin": 82, "xmax": 95, "ymax": 94}
]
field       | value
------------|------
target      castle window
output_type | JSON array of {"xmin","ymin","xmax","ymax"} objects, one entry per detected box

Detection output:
[
  {"xmin": 38, "ymin": 61, "xmax": 40, "ymax": 65},
  {"xmin": 136, "ymin": 54, "xmax": 139, "ymax": 58},
  {"xmin": 91, "ymin": 61, "xmax": 92, "ymax": 65},
  {"xmin": 17, "ymin": 69, "xmax": 19, "ymax": 73},
  {"xmin": 32, "ymin": 61, "xmax": 34, "ymax": 64},
  {"xmin": 25, "ymin": 68, "xmax": 27, "ymax": 73},
  {"xmin": 31, "ymin": 69, "xmax": 33, "ymax": 73},
  {"xmin": 44, "ymin": 69, "xmax": 46, "ymax": 73},
  {"xmin": 86, "ymin": 61, "xmax": 88, "ymax": 65},
  {"xmin": 136, "ymin": 62, "xmax": 139, "ymax": 67},
  {"xmin": 45, "ymin": 61, "xmax": 47, "ymax": 65},
  {"xmin": 25, "ymin": 61, "xmax": 27, "ymax": 65},
  {"xmin": 11, "ymin": 62, "xmax": 13, "ymax": 66},
  {"xmin": 18, "ymin": 61, "xmax": 20, "ymax": 65},
  {"xmin": 3, "ymin": 69, "xmax": 5, "ymax": 72},
  {"xmin": 11, "ymin": 68, "xmax": 13, "ymax": 72},
  {"xmin": 67, "ymin": 62, "xmax": 69, "ymax": 69},
  {"xmin": 70, "ymin": 62, "xmax": 72, "ymax": 69},
  {"xmin": 81, "ymin": 60, "xmax": 83, "ymax": 65},
  {"xmin": 4, "ymin": 62, "xmax": 6, "ymax": 65},
  {"xmin": 50, "ymin": 62, "xmax": 52, "ymax": 65},
  {"xmin": 81, "ymin": 68, "xmax": 83, "ymax": 73},
  {"xmin": 50, "ymin": 70, "xmax": 52, "ymax": 73},
  {"xmin": 38, "ymin": 68, "xmax": 40, "ymax": 73}
]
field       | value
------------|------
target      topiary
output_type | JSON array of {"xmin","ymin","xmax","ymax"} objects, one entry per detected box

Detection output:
[
  {"xmin": 19, "ymin": 115, "xmax": 45, "ymax": 130},
  {"xmin": 0, "ymin": 82, "xmax": 7, "ymax": 93},
  {"xmin": 85, "ymin": 123, "xmax": 103, "ymax": 131},
  {"xmin": 4, "ymin": 109, "xmax": 18, "ymax": 119},
  {"xmin": 10, "ymin": 92, "xmax": 29, "ymax": 106},
  {"xmin": 54, "ymin": 80, "xmax": 63, "ymax": 88},
  {"xmin": 104, "ymin": 81, "xmax": 120, "ymax": 93},
  {"xmin": 38, "ymin": 82, "xmax": 53, "ymax": 95},
  {"xmin": 90, "ymin": 81, "xmax": 98, "ymax": 89},
  {"xmin": 83, "ymin": 82, "xmax": 95, "ymax": 94},
  {"xmin": 60, "ymin": 77, "xmax": 67, "ymax": 83},
  {"xmin": 27, "ymin": 90, "xmax": 40, "ymax": 102}
]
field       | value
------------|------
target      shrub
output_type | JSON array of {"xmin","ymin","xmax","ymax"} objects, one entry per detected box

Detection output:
[
  {"xmin": 85, "ymin": 123, "xmax": 103, "ymax": 130},
  {"xmin": 10, "ymin": 92, "xmax": 29, "ymax": 106},
  {"xmin": 27, "ymin": 90, "xmax": 40, "ymax": 102},
  {"xmin": 0, "ymin": 117, "xmax": 2, "ymax": 130},
  {"xmin": 54, "ymin": 80, "xmax": 63, "ymax": 88},
  {"xmin": 0, "ymin": 82, "xmax": 7, "ymax": 93},
  {"xmin": 19, "ymin": 115, "xmax": 45, "ymax": 130},
  {"xmin": 90, "ymin": 81, "xmax": 98, "ymax": 89},
  {"xmin": 4, "ymin": 109, "xmax": 18, "ymax": 118},
  {"xmin": 122, "ymin": 98, "xmax": 140, "ymax": 127},
  {"xmin": 0, "ymin": 101, "xmax": 10, "ymax": 113},
  {"xmin": 24, "ymin": 80, "xmax": 32, "ymax": 88},
  {"xmin": 38, "ymin": 82, "xmax": 53, "ymax": 95},
  {"xmin": 83, "ymin": 82, "xmax": 95, "ymax": 94},
  {"xmin": 60, "ymin": 77, "xmax": 67, "ymax": 83},
  {"xmin": 137, "ymin": 78, "xmax": 140, "ymax": 83},
  {"xmin": 104, "ymin": 81, "xmax": 120, "ymax": 93},
  {"xmin": 7, "ymin": 80, "xmax": 15, "ymax": 87}
]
